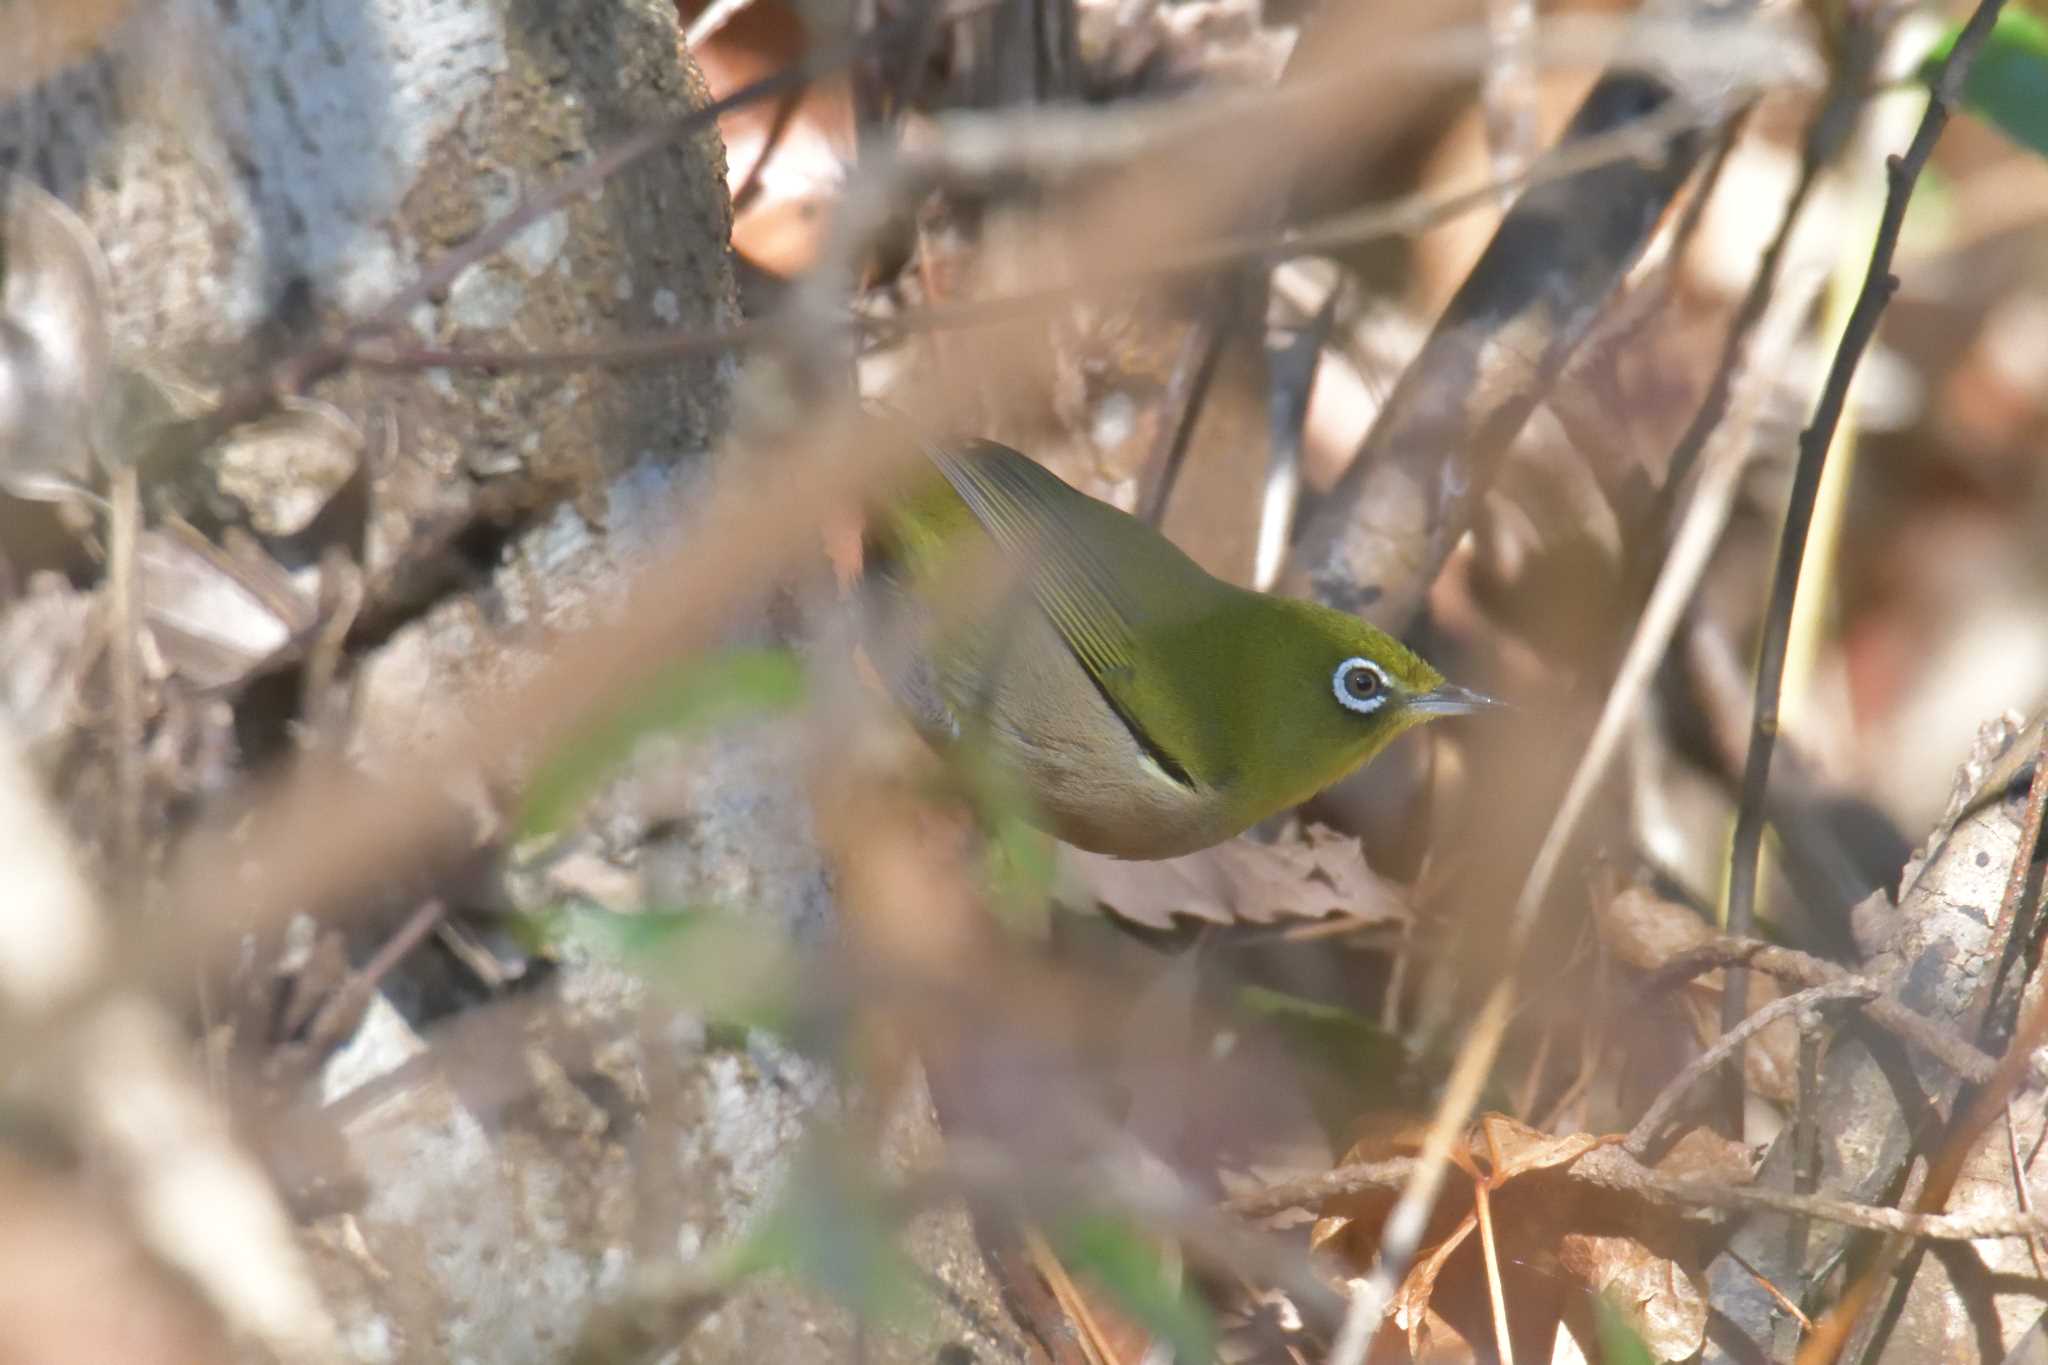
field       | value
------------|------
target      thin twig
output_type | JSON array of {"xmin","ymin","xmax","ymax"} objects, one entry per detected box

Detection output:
[
  {"xmin": 1735, "ymin": 1251, "xmax": 1815, "ymax": 1334},
  {"xmin": 159, "ymin": 10, "xmax": 947, "ymax": 465},
  {"xmin": 1777, "ymin": 3, "xmax": 2030, "ymax": 1345},
  {"xmin": 1628, "ymin": 935, "xmax": 1998, "ymax": 1084},
  {"xmin": 1323, "ymin": 160, "xmax": 1823, "ymax": 1326},
  {"xmin": 1726, "ymin": 0, "xmax": 2003, "ymax": 1147},
  {"xmin": 106, "ymin": 465, "xmax": 144, "ymax": 894},
  {"xmin": 730, "ymin": 86, "xmax": 807, "ymax": 217},
  {"xmin": 1136, "ymin": 284, "xmax": 1237, "ymax": 528},
  {"xmin": 290, "ymin": 900, "xmax": 449, "ymax": 1065},
  {"xmin": 1223, "ymin": 1159, "xmax": 1411, "ymax": 1219},
  {"xmin": 344, "ymin": 102, "xmax": 1719, "ymax": 386},
  {"xmin": 1225, "ymin": 1144, "xmax": 2048, "ymax": 1245},
  {"xmin": 1345, "ymin": 981, "xmax": 1512, "ymax": 1335},
  {"xmin": 1705, "ymin": 11, "xmax": 1887, "ymax": 1133},
  {"xmin": 1626, "ymin": 982, "xmax": 1873, "ymax": 1159},
  {"xmin": 1654, "ymin": 25, "xmax": 1871, "ymax": 520},
  {"xmin": 684, "ymin": 0, "xmax": 764, "ymax": 50}
]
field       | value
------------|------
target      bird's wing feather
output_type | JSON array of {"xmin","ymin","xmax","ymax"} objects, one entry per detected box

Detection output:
[{"xmin": 929, "ymin": 440, "xmax": 1143, "ymax": 688}]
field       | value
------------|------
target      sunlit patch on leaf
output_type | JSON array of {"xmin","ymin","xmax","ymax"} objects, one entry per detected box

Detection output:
[{"xmin": 518, "ymin": 646, "xmax": 807, "ymax": 840}]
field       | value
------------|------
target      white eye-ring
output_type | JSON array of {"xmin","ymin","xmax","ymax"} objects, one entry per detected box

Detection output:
[{"xmin": 1333, "ymin": 657, "xmax": 1389, "ymax": 714}]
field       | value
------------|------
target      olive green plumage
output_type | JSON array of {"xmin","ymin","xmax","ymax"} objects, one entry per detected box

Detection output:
[{"xmin": 863, "ymin": 439, "xmax": 1495, "ymax": 859}]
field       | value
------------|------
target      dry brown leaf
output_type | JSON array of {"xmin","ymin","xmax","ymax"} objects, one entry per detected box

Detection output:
[
  {"xmin": 1061, "ymin": 824, "xmax": 1410, "ymax": 930},
  {"xmin": 1474, "ymin": 1114, "xmax": 1617, "ymax": 1182},
  {"xmin": 0, "ymin": 175, "xmax": 113, "ymax": 500},
  {"xmin": 1597, "ymin": 886, "xmax": 1717, "ymax": 971},
  {"xmin": 1557, "ymin": 1232, "xmax": 1707, "ymax": 1363},
  {"xmin": 1309, "ymin": 1114, "xmax": 1436, "ymax": 1264},
  {"xmin": 685, "ymin": 0, "xmax": 853, "ymax": 278},
  {"xmin": 1299, "ymin": 1074, "xmax": 1740, "ymax": 1358}
]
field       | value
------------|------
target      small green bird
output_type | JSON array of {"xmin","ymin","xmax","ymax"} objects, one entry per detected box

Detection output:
[{"xmin": 862, "ymin": 438, "xmax": 1498, "ymax": 860}]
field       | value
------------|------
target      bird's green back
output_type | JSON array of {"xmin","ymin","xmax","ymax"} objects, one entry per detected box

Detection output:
[{"xmin": 869, "ymin": 439, "xmax": 1448, "ymax": 835}]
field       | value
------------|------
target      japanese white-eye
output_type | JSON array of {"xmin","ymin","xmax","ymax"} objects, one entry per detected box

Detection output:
[{"xmin": 862, "ymin": 439, "xmax": 1498, "ymax": 860}]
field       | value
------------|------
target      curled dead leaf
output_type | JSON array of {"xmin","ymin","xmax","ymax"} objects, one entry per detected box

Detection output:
[
  {"xmin": 1597, "ymin": 885, "xmax": 1717, "ymax": 972},
  {"xmin": 1598, "ymin": 885, "xmax": 1799, "ymax": 1103},
  {"xmin": 138, "ymin": 524, "xmax": 317, "ymax": 691},
  {"xmin": 0, "ymin": 177, "xmax": 113, "ymax": 500},
  {"xmin": 1060, "ymin": 824, "xmax": 1411, "ymax": 930}
]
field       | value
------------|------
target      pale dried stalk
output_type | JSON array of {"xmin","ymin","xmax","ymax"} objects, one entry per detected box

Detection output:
[
  {"xmin": 1343, "ymin": 198, "xmax": 1830, "ymax": 1339},
  {"xmin": 0, "ymin": 723, "xmax": 338, "ymax": 1359}
]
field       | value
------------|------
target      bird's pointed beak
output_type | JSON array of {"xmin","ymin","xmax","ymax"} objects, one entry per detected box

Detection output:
[{"xmin": 1409, "ymin": 682, "xmax": 1507, "ymax": 717}]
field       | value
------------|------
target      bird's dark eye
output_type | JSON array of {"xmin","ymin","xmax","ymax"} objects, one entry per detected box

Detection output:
[{"xmin": 1333, "ymin": 657, "xmax": 1388, "ymax": 714}]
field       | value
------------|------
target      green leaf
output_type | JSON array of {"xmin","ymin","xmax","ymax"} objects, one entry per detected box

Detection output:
[
  {"xmin": 981, "ymin": 802, "xmax": 1058, "ymax": 938},
  {"xmin": 544, "ymin": 903, "xmax": 797, "ymax": 1031},
  {"xmin": 1234, "ymin": 985, "xmax": 1415, "ymax": 1142},
  {"xmin": 732, "ymin": 1144, "xmax": 924, "ymax": 1327},
  {"xmin": 1053, "ymin": 1214, "xmax": 1215, "ymax": 1363},
  {"xmin": 518, "ymin": 647, "xmax": 807, "ymax": 839},
  {"xmin": 921, "ymin": 727, "xmax": 1058, "ymax": 937},
  {"xmin": 1591, "ymin": 1290, "xmax": 1659, "ymax": 1365},
  {"xmin": 1922, "ymin": 6, "xmax": 2048, "ymax": 158}
]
